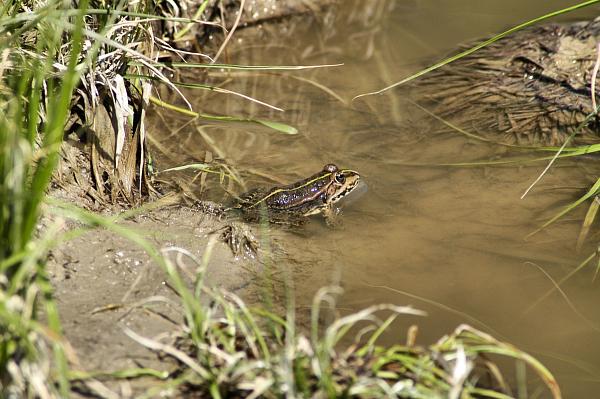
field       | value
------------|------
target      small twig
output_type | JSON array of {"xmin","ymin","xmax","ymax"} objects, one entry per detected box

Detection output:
[{"xmin": 212, "ymin": 0, "xmax": 245, "ymax": 63}]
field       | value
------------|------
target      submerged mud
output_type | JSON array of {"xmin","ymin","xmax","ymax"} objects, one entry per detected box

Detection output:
[{"xmin": 414, "ymin": 19, "xmax": 600, "ymax": 145}]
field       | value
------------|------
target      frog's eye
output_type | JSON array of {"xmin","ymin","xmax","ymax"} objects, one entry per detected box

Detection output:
[{"xmin": 335, "ymin": 173, "xmax": 345, "ymax": 184}]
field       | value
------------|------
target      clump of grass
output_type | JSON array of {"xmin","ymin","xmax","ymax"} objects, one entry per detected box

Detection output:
[
  {"xmin": 89, "ymin": 247, "xmax": 559, "ymax": 398},
  {"xmin": 354, "ymin": 0, "xmax": 600, "ymax": 100},
  {"xmin": 0, "ymin": 0, "xmax": 90, "ymax": 396}
]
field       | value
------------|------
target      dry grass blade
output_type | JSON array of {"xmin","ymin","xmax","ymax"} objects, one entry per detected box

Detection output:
[
  {"xmin": 324, "ymin": 304, "xmax": 426, "ymax": 348},
  {"xmin": 77, "ymin": 25, "xmax": 192, "ymax": 110},
  {"xmin": 366, "ymin": 283, "xmax": 503, "ymax": 338},
  {"xmin": 123, "ymin": 327, "xmax": 210, "ymax": 379},
  {"xmin": 212, "ymin": 0, "xmax": 246, "ymax": 63},
  {"xmin": 592, "ymin": 42, "xmax": 600, "ymax": 111},
  {"xmin": 411, "ymin": 101, "xmax": 550, "ymax": 150},
  {"xmin": 521, "ymin": 262, "xmax": 600, "ymax": 333},
  {"xmin": 287, "ymin": 74, "xmax": 348, "ymax": 105},
  {"xmin": 162, "ymin": 62, "xmax": 344, "ymax": 70},
  {"xmin": 126, "ymin": 74, "xmax": 285, "ymax": 111},
  {"xmin": 173, "ymin": 80, "xmax": 284, "ymax": 111}
]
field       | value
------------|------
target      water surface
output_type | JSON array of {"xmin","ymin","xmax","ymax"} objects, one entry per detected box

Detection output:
[{"xmin": 151, "ymin": 2, "xmax": 600, "ymax": 396}]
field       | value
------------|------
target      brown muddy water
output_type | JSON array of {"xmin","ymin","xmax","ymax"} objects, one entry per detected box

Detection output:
[{"xmin": 150, "ymin": 1, "xmax": 600, "ymax": 397}]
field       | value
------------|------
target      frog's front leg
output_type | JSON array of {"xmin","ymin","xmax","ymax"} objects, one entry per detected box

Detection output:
[{"xmin": 322, "ymin": 205, "xmax": 342, "ymax": 227}]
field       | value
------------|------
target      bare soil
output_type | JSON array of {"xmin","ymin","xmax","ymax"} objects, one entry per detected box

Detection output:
[{"xmin": 46, "ymin": 204, "xmax": 265, "ymax": 393}]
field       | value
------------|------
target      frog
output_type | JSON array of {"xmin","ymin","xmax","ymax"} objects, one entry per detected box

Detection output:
[{"xmin": 231, "ymin": 163, "xmax": 361, "ymax": 226}]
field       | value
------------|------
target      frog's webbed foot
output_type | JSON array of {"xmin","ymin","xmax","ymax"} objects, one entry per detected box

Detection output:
[{"xmin": 215, "ymin": 222, "xmax": 259, "ymax": 258}]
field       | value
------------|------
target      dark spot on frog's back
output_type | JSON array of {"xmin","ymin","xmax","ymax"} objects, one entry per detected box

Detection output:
[
  {"xmin": 273, "ymin": 192, "xmax": 291, "ymax": 207},
  {"xmin": 276, "ymin": 192, "xmax": 288, "ymax": 202}
]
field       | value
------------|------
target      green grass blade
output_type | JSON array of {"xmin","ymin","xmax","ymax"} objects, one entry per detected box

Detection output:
[
  {"xmin": 22, "ymin": 0, "xmax": 88, "ymax": 248},
  {"xmin": 149, "ymin": 96, "xmax": 298, "ymax": 134},
  {"xmin": 576, "ymin": 196, "xmax": 600, "ymax": 251},
  {"xmin": 254, "ymin": 119, "xmax": 298, "ymax": 135},
  {"xmin": 467, "ymin": 344, "xmax": 560, "ymax": 398},
  {"xmin": 527, "ymin": 177, "xmax": 600, "ymax": 238},
  {"xmin": 70, "ymin": 368, "xmax": 170, "ymax": 380}
]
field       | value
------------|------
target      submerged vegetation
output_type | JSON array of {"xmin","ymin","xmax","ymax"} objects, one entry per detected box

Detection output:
[{"xmin": 3, "ymin": 0, "xmax": 598, "ymax": 397}]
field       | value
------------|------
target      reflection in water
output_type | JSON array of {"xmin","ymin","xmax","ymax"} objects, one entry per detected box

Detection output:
[{"xmin": 149, "ymin": 1, "xmax": 600, "ymax": 396}]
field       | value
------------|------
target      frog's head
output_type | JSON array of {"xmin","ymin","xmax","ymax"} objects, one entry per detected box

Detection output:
[{"xmin": 322, "ymin": 164, "xmax": 361, "ymax": 205}]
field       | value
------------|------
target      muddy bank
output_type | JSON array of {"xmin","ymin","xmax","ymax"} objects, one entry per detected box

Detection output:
[{"xmin": 47, "ymin": 206, "xmax": 263, "ymax": 389}]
